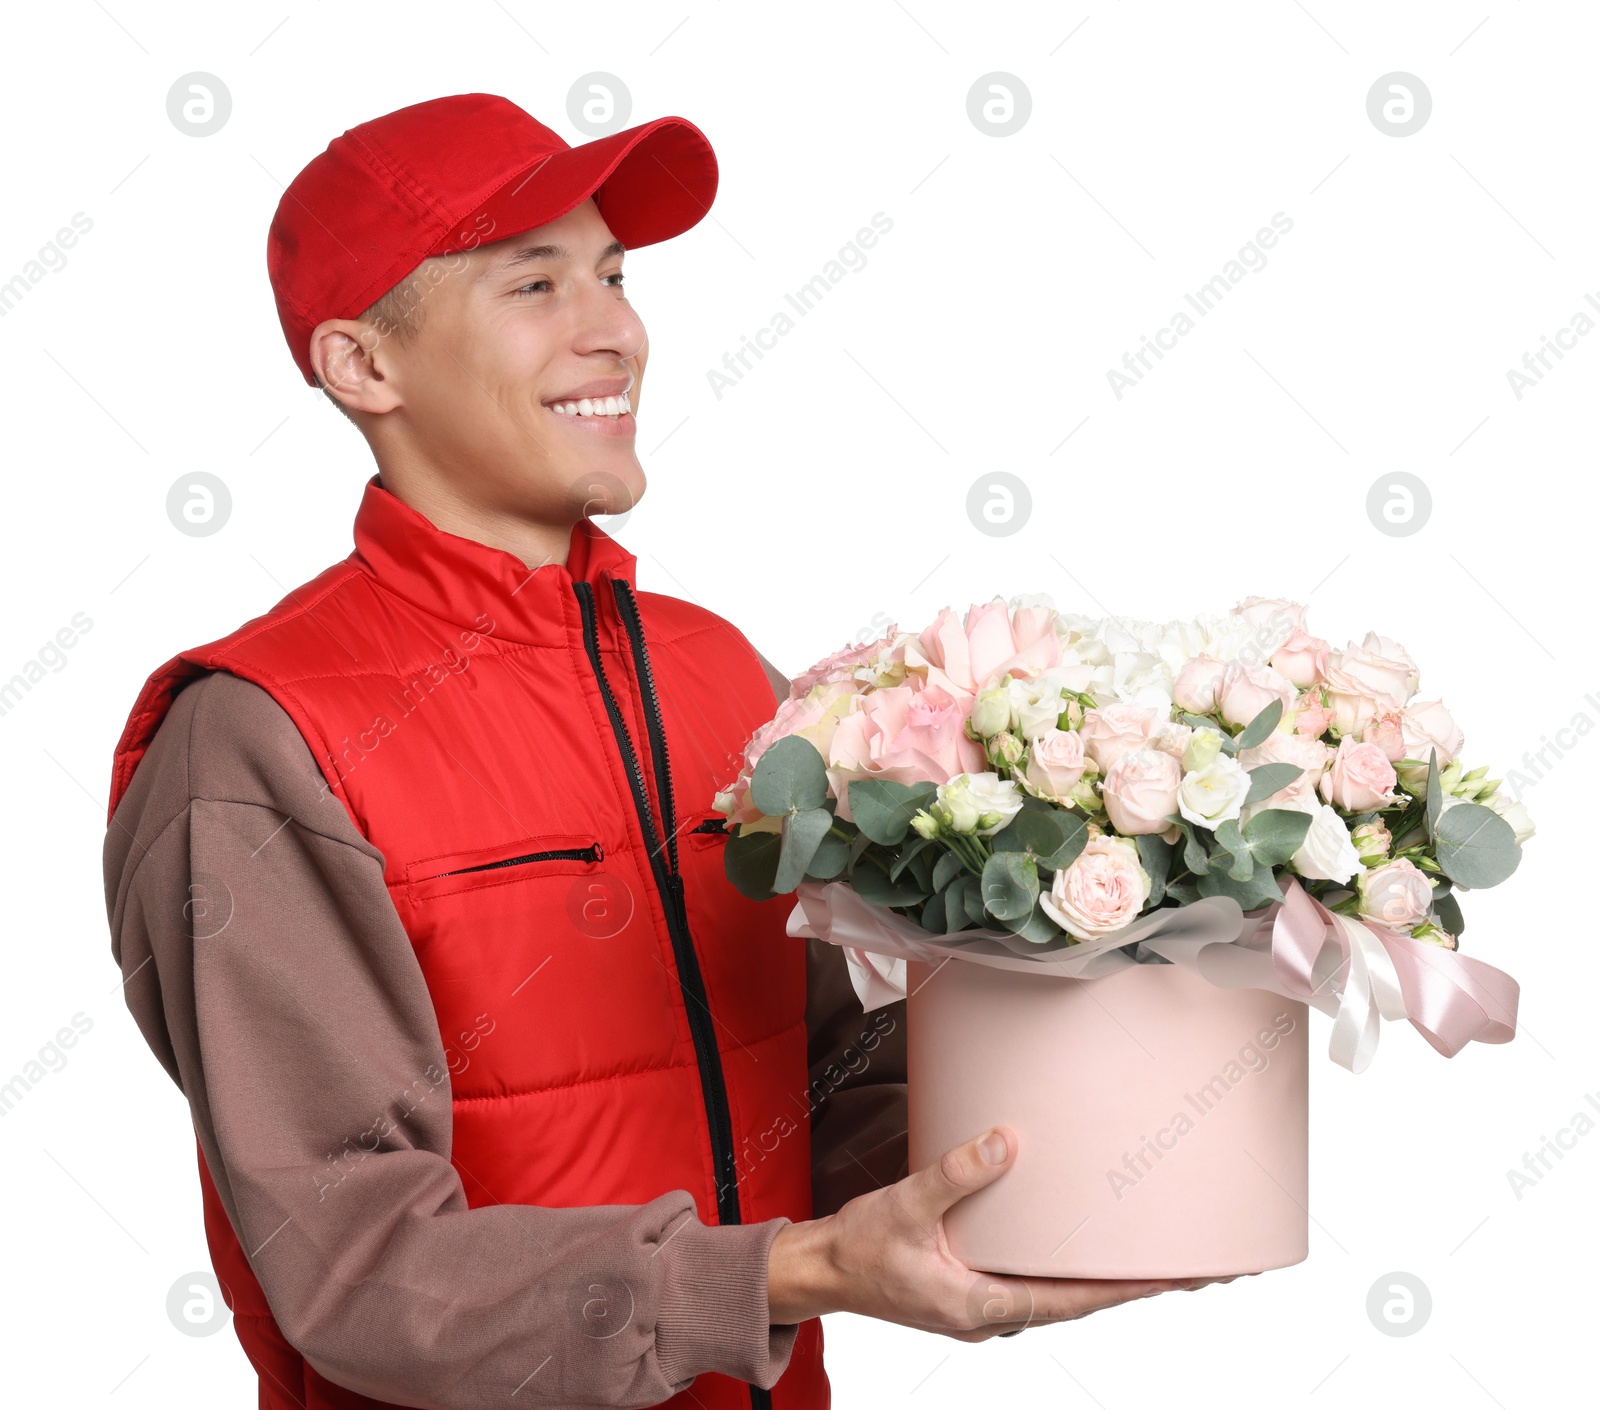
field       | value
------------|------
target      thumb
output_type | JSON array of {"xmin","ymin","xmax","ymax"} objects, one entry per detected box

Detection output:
[{"xmin": 904, "ymin": 1127, "xmax": 1016, "ymax": 1223}]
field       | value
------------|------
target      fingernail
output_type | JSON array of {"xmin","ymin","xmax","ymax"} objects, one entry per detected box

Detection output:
[{"xmin": 979, "ymin": 1130, "xmax": 1008, "ymax": 1164}]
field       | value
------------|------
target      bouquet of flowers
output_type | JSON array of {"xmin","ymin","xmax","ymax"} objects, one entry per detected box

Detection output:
[{"xmin": 715, "ymin": 595, "xmax": 1532, "ymax": 954}]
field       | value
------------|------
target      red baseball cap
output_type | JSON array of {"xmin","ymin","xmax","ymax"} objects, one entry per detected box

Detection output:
[{"xmin": 266, "ymin": 92, "xmax": 718, "ymax": 385}]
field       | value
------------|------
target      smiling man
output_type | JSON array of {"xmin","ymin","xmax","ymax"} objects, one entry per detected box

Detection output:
[{"xmin": 103, "ymin": 93, "xmax": 1202, "ymax": 1410}]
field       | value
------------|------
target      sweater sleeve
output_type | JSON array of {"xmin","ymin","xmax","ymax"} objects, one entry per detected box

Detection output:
[{"xmin": 103, "ymin": 671, "xmax": 798, "ymax": 1410}]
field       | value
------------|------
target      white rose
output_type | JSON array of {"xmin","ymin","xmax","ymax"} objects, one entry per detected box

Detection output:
[
  {"xmin": 1488, "ymin": 793, "xmax": 1535, "ymax": 844},
  {"xmin": 1006, "ymin": 675, "xmax": 1067, "ymax": 739},
  {"xmin": 937, "ymin": 771, "xmax": 1023, "ymax": 836},
  {"xmin": 1177, "ymin": 755, "xmax": 1251, "ymax": 830},
  {"xmin": 970, "ymin": 685, "xmax": 1012, "ymax": 737},
  {"xmin": 1289, "ymin": 802, "xmax": 1363, "ymax": 884}
]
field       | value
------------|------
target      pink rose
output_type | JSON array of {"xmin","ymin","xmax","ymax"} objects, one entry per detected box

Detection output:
[
  {"xmin": 1102, "ymin": 748, "xmax": 1182, "ymax": 835},
  {"xmin": 1361, "ymin": 709, "xmax": 1407, "ymax": 762},
  {"xmin": 1318, "ymin": 735, "xmax": 1398, "ymax": 811},
  {"xmin": 1172, "ymin": 655, "xmax": 1227, "ymax": 714},
  {"xmin": 1358, "ymin": 857, "xmax": 1434, "ymax": 932},
  {"xmin": 1079, "ymin": 702, "xmax": 1163, "ymax": 771},
  {"xmin": 1239, "ymin": 729, "xmax": 1330, "ymax": 809},
  {"xmin": 1022, "ymin": 728, "xmax": 1088, "ymax": 802},
  {"xmin": 789, "ymin": 630, "xmax": 905, "ymax": 697},
  {"xmin": 1217, "ymin": 661, "xmax": 1297, "ymax": 729},
  {"xmin": 1401, "ymin": 699, "xmax": 1464, "ymax": 767},
  {"xmin": 827, "ymin": 682, "xmax": 984, "ymax": 820},
  {"xmin": 1148, "ymin": 721, "xmax": 1193, "ymax": 761},
  {"xmin": 1292, "ymin": 689, "xmax": 1335, "ymax": 739},
  {"xmin": 1323, "ymin": 685, "xmax": 1383, "ymax": 737},
  {"xmin": 1270, "ymin": 627, "xmax": 1330, "ymax": 689},
  {"xmin": 1040, "ymin": 835, "xmax": 1152, "ymax": 941},
  {"xmin": 1324, "ymin": 632, "xmax": 1419, "ymax": 707},
  {"xmin": 904, "ymin": 601, "xmax": 1062, "ymax": 698}
]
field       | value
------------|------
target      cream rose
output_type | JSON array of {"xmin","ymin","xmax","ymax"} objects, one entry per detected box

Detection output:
[
  {"xmin": 1102, "ymin": 747, "xmax": 1183, "ymax": 835},
  {"xmin": 1400, "ymin": 699, "xmax": 1464, "ymax": 767},
  {"xmin": 1172, "ymin": 654, "xmax": 1227, "ymax": 714},
  {"xmin": 1078, "ymin": 702, "xmax": 1163, "ymax": 771},
  {"xmin": 935, "ymin": 771, "xmax": 1024, "ymax": 836},
  {"xmin": 1040, "ymin": 835, "xmax": 1152, "ymax": 941},
  {"xmin": 1022, "ymin": 728, "xmax": 1089, "ymax": 802},
  {"xmin": 1239, "ymin": 729, "xmax": 1330, "ymax": 809},
  {"xmin": 1324, "ymin": 632, "xmax": 1419, "ymax": 707},
  {"xmin": 1358, "ymin": 857, "xmax": 1434, "ymax": 931},
  {"xmin": 1269, "ymin": 626, "xmax": 1331, "ymax": 689},
  {"xmin": 1319, "ymin": 735, "xmax": 1398, "ymax": 811},
  {"xmin": 1217, "ymin": 661, "xmax": 1297, "ymax": 729}
]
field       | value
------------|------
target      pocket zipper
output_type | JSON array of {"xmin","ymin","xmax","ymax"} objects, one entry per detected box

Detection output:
[
  {"xmin": 689, "ymin": 816, "xmax": 728, "ymax": 835},
  {"xmin": 430, "ymin": 843, "xmax": 603, "ymax": 879}
]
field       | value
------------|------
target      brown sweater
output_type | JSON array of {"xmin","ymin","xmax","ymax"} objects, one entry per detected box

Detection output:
[{"xmin": 104, "ymin": 670, "xmax": 907, "ymax": 1407}]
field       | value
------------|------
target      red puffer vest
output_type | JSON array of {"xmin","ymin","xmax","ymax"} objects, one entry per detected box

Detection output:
[{"xmin": 107, "ymin": 479, "xmax": 826, "ymax": 1410}]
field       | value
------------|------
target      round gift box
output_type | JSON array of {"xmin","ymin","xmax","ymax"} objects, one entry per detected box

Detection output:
[{"xmin": 906, "ymin": 956, "xmax": 1309, "ymax": 1279}]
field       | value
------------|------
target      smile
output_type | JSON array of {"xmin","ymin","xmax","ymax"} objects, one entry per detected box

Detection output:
[{"xmin": 548, "ymin": 392, "xmax": 632, "ymax": 418}]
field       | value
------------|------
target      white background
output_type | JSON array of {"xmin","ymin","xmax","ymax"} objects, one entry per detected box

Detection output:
[{"xmin": 2, "ymin": 1, "xmax": 1595, "ymax": 1405}]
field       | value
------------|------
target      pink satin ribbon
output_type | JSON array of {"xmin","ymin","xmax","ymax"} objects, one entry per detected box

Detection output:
[{"xmin": 1263, "ymin": 874, "xmax": 1519, "ymax": 1071}]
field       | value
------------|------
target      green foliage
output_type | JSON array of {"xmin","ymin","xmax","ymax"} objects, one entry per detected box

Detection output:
[
  {"xmin": 749, "ymin": 735, "xmax": 830, "ymax": 816},
  {"xmin": 724, "ymin": 827, "xmax": 782, "ymax": 900},
  {"xmin": 1434, "ymin": 802, "xmax": 1521, "ymax": 888},
  {"xmin": 1235, "ymin": 698, "xmax": 1284, "ymax": 751},
  {"xmin": 848, "ymin": 778, "xmax": 938, "ymax": 845}
]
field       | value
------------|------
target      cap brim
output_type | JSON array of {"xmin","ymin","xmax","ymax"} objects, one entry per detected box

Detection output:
[{"xmin": 439, "ymin": 115, "xmax": 718, "ymax": 256}]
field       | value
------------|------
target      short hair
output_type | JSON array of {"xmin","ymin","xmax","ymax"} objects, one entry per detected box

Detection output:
[{"xmin": 313, "ymin": 265, "xmax": 432, "ymax": 423}]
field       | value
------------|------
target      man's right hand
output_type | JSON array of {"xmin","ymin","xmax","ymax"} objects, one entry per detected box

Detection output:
[{"xmin": 767, "ymin": 1126, "xmax": 1237, "ymax": 1340}]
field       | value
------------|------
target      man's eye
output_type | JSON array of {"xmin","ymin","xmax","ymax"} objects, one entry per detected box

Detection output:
[
  {"xmin": 515, "ymin": 279, "xmax": 552, "ymax": 296},
  {"xmin": 603, "ymin": 271, "xmax": 626, "ymax": 287}
]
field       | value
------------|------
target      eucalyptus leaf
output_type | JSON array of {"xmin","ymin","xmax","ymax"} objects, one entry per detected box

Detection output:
[
  {"xmin": 806, "ymin": 826, "xmax": 852, "ymax": 880},
  {"xmin": 723, "ymin": 827, "xmax": 783, "ymax": 900},
  {"xmin": 1164, "ymin": 878, "xmax": 1200, "ymax": 906},
  {"xmin": 980, "ymin": 850, "xmax": 1039, "ymax": 923},
  {"xmin": 921, "ymin": 889, "xmax": 947, "ymax": 934},
  {"xmin": 774, "ymin": 806, "xmax": 833, "ymax": 892},
  {"xmin": 888, "ymin": 836, "xmax": 934, "ymax": 883},
  {"xmin": 1435, "ymin": 803, "xmax": 1521, "ymax": 888},
  {"xmin": 850, "ymin": 858, "xmax": 930, "ymax": 908},
  {"xmin": 1213, "ymin": 819, "xmax": 1256, "ymax": 881},
  {"xmin": 749, "ymin": 735, "xmax": 830, "ymax": 817},
  {"xmin": 1241, "ymin": 807, "xmax": 1313, "ymax": 868},
  {"xmin": 1243, "ymin": 762, "xmax": 1304, "ymax": 806},
  {"xmin": 931, "ymin": 848, "xmax": 965, "ymax": 892},
  {"xmin": 1425, "ymin": 747, "xmax": 1443, "ymax": 844},
  {"xmin": 1135, "ymin": 834, "xmax": 1173, "ymax": 907},
  {"xmin": 847, "ymin": 778, "xmax": 938, "ymax": 846},
  {"xmin": 943, "ymin": 875, "xmax": 975, "ymax": 934},
  {"xmin": 1235, "ymin": 698, "xmax": 1284, "ymax": 751},
  {"xmin": 999, "ymin": 897, "xmax": 1064, "ymax": 943},
  {"xmin": 1168, "ymin": 815, "xmax": 1212, "ymax": 876},
  {"xmin": 1431, "ymin": 890, "xmax": 1465, "ymax": 938},
  {"xmin": 1198, "ymin": 865, "xmax": 1284, "ymax": 911}
]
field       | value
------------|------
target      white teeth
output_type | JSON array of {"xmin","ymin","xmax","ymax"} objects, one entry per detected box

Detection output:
[{"xmin": 551, "ymin": 393, "xmax": 632, "ymax": 416}]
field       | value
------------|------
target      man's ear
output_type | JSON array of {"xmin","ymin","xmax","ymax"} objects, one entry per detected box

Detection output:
[{"xmin": 310, "ymin": 319, "xmax": 403, "ymax": 416}]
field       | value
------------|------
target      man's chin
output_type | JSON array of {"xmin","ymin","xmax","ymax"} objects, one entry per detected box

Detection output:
[{"xmin": 563, "ymin": 456, "xmax": 645, "ymax": 521}]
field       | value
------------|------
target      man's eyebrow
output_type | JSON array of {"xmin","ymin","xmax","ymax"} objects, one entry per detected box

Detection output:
[{"xmin": 486, "ymin": 239, "xmax": 627, "ymax": 275}]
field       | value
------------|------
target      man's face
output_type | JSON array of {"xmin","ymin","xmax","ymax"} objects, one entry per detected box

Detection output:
[{"xmin": 328, "ymin": 198, "xmax": 647, "ymax": 524}]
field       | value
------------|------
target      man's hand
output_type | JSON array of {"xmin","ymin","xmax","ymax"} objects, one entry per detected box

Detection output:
[{"xmin": 768, "ymin": 1127, "xmax": 1238, "ymax": 1340}]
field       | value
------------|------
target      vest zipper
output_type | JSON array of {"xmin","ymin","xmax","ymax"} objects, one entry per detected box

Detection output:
[
  {"xmin": 573, "ymin": 579, "xmax": 747, "ymax": 1233},
  {"xmin": 429, "ymin": 843, "xmax": 602, "ymax": 879}
]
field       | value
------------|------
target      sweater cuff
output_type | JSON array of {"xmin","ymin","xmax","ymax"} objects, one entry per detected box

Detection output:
[{"xmin": 654, "ymin": 1212, "xmax": 800, "ymax": 1389}]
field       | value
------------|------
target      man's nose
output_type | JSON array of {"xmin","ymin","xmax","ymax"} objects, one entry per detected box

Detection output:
[{"xmin": 573, "ymin": 285, "xmax": 645, "ymax": 362}]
